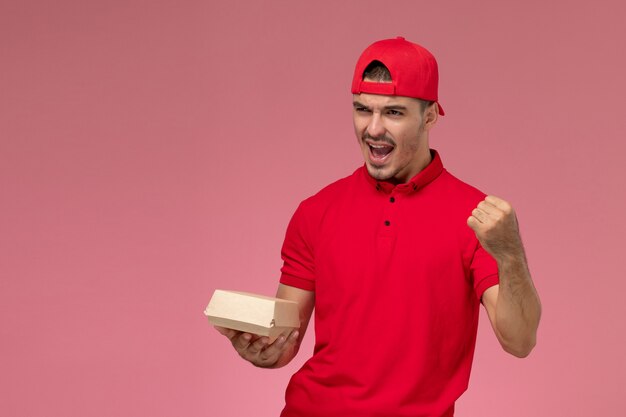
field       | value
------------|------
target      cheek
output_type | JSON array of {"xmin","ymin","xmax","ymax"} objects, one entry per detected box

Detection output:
[
  {"xmin": 393, "ymin": 137, "xmax": 417, "ymax": 161},
  {"xmin": 396, "ymin": 123, "xmax": 422, "ymax": 151},
  {"xmin": 353, "ymin": 123, "xmax": 367, "ymax": 142}
]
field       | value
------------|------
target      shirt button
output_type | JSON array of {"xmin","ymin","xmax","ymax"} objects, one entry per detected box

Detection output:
[
  {"xmin": 384, "ymin": 220, "xmax": 391, "ymax": 226},
  {"xmin": 390, "ymin": 197, "xmax": 395, "ymax": 203}
]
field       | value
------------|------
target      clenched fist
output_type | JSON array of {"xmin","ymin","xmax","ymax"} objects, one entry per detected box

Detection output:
[{"xmin": 467, "ymin": 195, "xmax": 524, "ymax": 261}]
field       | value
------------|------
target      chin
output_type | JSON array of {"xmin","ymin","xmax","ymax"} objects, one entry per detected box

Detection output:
[{"xmin": 366, "ymin": 163, "xmax": 393, "ymax": 181}]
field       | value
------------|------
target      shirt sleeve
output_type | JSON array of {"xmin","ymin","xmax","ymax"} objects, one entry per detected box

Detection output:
[
  {"xmin": 470, "ymin": 241, "xmax": 499, "ymax": 300},
  {"xmin": 279, "ymin": 201, "xmax": 316, "ymax": 291}
]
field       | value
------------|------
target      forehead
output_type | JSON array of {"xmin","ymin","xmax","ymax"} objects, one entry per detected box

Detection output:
[{"xmin": 352, "ymin": 92, "xmax": 421, "ymax": 110}]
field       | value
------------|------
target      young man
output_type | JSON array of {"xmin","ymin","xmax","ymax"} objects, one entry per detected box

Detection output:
[{"xmin": 216, "ymin": 37, "xmax": 541, "ymax": 417}]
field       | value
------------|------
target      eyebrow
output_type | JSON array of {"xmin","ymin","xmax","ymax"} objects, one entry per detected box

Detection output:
[{"xmin": 352, "ymin": 101, "xmax": 408, "ymax": 111}]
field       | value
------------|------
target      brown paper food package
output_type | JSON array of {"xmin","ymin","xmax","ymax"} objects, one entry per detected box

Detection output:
[{"xmin": 205, "ymin": 290, "xmax": 300, "ymax": 343}]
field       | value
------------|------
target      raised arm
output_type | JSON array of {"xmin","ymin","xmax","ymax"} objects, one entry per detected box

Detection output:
[
  {"xmin": 468, "ymin": 195, "xmax": 542, "ymax": 358},
  {"xmin": 215, "ymin": 284, "xmax": 315, "ymax": 368}
]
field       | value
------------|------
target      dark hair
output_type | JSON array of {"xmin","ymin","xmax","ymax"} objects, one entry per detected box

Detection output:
[
  {"xmin": 362, "ymin": 61, "xmax": 434, "ymax": 113},
  {"xmin": 363, "ymin": 60, "xmax": 393, "ymax": 82}
]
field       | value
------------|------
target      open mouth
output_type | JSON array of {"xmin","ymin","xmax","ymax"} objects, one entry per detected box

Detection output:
[{"xmin": 368, "ymin": 142, "xmax": 394, "ymax": 162}]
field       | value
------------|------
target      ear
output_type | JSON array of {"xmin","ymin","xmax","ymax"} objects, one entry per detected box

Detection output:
[{"xmin": 423, "ymin": 103, "xmax": 439, "ymax": 130}]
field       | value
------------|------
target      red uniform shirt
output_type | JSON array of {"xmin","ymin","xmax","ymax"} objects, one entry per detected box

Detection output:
[{"xmin": 279, "ymin": 149, "xmax": 499, "ymax": 417}]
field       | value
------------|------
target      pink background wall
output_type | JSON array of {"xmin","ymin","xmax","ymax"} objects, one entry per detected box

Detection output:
[{"xmin": 2, "ymin": 0, "xmax": 625, "ymax": 415}]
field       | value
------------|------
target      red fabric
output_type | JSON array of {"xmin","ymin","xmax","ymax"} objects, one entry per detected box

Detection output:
[
  {"xmin": 351, "ymin": 36, "xmax": 445, "ymax": 115},
  {"xmin": 279, "ymin": 149, "xmax": 499, "ymax": 417}
]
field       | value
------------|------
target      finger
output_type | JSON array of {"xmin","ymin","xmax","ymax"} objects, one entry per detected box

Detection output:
[
  {"xmin": 247, "ymin": 336, "xmax": 270, "ymax": 355},
  {"xmin": 467, "ymin": 216, "xmax": 486, "ymax": 236},
  {"xmin": 485, "ymin": 195, "xmax": 511, "ymax": 212},
  {"xmin": 477, "ymin": 200, "xmax": 499, "ymax": 215},
  {"xmin": 214, "ymin": 325, "xmax": 237, "ymax": 339},
  {"xmin": 262, "ymin": 331, "xmax": 299, "ymax": 357},
  {"xmin": 471, "ymin": 208, "xmax": 488, "ymax": 223},
  {"xmin": 232, "ymin": 332, "xmax": 253, "ymax": 350},
  {"xmin": 260, "ymin": 330, "xmax": 299, "ymax": 362},
  {"xmin": 467, "ymin": 215, "xmax": 482, "ymax": 230}
]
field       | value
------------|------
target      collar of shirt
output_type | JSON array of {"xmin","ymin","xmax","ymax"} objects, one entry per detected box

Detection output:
[{"xmin": 361, "ymin": 148, "xmax": 444, "ymax": 195}]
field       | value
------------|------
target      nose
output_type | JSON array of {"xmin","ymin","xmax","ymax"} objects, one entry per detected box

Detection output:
[{"xmin": 366, "ymin": 112, "xmax": 386, "ymax": 138}]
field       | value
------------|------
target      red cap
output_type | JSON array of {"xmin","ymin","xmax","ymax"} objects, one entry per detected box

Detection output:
[{"xmin": 351, "ymin": 37, "xmax": 445, "ymax": 115}]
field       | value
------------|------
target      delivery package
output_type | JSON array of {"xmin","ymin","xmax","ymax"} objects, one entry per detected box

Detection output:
[{"xmin": 204, "ymin": 290, "xmax": 299, "ymax": 343}]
